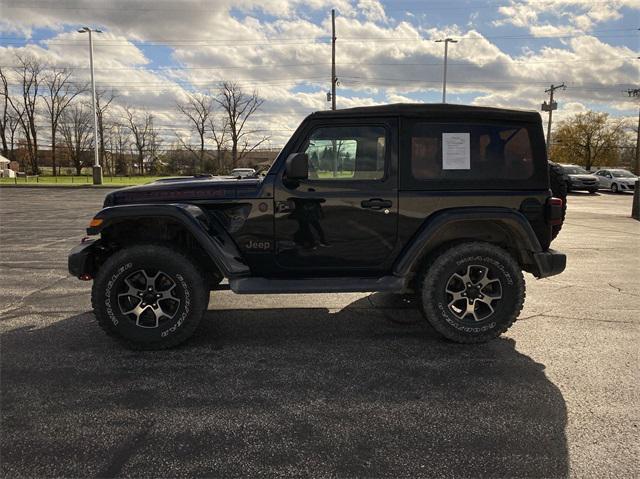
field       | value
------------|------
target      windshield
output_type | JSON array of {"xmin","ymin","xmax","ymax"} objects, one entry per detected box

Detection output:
[
  {"xmin": 611, "ymin": 170, "xmax": 635, "ymax": 178},
  {"xmin": 563, "ymin": 166, "xmax": 588, "ymax": 174}
]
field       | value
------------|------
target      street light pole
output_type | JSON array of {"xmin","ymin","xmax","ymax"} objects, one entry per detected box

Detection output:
[
  {"xmin": 78, "ymin": 26, "xmax": 103, "ymax": 185},
  {"xmin": 436, "ymin": 38, "xmax": 457, "ymax": 103},
  {"xmin": 331, "ymin": 9, "xmax": 337, "ymax": 110}
]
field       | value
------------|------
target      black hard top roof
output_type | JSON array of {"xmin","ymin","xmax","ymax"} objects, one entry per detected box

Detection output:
[{"xmin": 311, "ymin": 103, "xmax": 541, "ymax": 122}]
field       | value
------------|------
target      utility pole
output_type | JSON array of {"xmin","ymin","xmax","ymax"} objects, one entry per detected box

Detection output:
[
  {"xmin": 542, "ymin": 83, "xmax": 566, "ymax": 157},
  {"xmin": 78, "ymin": 26, "xmax": 103, "ymax": 185},
  {"xmin": 330, "ymin": 9, "xmax": 337, "ymax": 110},
  {"xmin": 627, "ymin": 88, "xmax": 640, "ymax": 176},
  {"xmin": 435, "ymin": 38, "xmax": 458, "ymax": 103}
]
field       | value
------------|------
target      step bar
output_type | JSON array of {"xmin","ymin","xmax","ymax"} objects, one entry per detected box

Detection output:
[{"xmin": 229, "ymin": 276, "xmax": 406, "ymax": 294}]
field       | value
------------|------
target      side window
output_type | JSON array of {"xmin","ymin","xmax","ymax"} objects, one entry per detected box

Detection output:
[
  {"xmin": 304, "ymin": 125, "xmax": 386, "ymax": 181},
  {"xmin": 410, "ymin": 123, "xmax": 534, "ymax": 181}
]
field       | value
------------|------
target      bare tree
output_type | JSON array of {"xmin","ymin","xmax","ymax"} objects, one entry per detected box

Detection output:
[
  {"xmin": 125, "ymin": 106, "xmax": 154, "ymax": 174},
  {"xmin": 60, "ymin": 103, "xmax": 93, "ymax": 175},
  {"xmin": 96, "ymin": 89, "xmax": 116, "ymax": 172},
  {"xmin": 177, "ymin": 91, "xmax": 213, "ymax": 173},
  {"xmin": 42, "ymin": 68, "xmax": 86, "ymax": 176},
  {"xmin": 6, "ymin": 55, "xmax": 43, "ymax": 174},
  {"xmin": 208, "ymin": 115, "xmax": 229, "ymax": 172},
  {"xmin": 147, "ymin": 120, "xmax": 163, "ymax": 174},
  {"xmin": 0, "ymin": 69, "xmax": 23, "ymax": 164},
  {"xmin": 6, "ymin": 110, "xmax": 22, "ymax": 162},
  {"xmin": 216, "ymin": 82, "xmax": 268, "ymax": 167},
  {"xmin": 108, "ymin": 122, "xmax": 130, "ymax": 175},
  {"xmin": 0, "ymin": 67, "xmax": 9, "ymax": 157}
]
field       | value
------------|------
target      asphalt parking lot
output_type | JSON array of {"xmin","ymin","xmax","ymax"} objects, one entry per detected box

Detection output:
[{"xmin": 1, "ymin": 187, "xmax": 638, "ymax": 478}]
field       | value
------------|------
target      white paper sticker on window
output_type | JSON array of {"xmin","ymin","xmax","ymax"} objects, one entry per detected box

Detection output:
[{"xmin": 442, "ymin": 133, "xmax": 470, "ymax": 170}]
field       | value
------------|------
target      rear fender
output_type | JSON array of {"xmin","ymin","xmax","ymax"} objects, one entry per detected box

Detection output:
[{"xmin": 394, "ymin": 207, "xmax": 544, "ymax": 277}]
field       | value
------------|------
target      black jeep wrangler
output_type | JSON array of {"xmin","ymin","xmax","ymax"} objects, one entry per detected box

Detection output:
[{"xmin": 69, "ymin": 104, "xmax": 566, "ymax": 349}]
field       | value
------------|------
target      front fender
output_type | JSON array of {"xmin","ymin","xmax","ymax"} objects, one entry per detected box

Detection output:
[
  {"xmin": 393, "ymin": 207, "xmax": 547, "ymax": 277},
  {"xmin": 86, "ymin": 203, "xmax": 249, "ymax": 278}
]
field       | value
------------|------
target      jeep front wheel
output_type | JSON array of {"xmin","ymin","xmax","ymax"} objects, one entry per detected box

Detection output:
[
  {"xmin": 91, "ymin": 244, "xmax": 208, "ymax": 350},
  {"xmin": 419, "ymin": 242, "xmax": 525, "ymax": 343}
]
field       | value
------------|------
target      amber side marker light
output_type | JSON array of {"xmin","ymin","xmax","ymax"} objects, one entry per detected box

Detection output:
[{"xmin": 89, "ymin": 218, "xmax": 103, "ymax": 228}]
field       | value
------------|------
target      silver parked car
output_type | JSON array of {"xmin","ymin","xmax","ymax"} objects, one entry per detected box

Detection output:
[
  {"xmin": 559, "ymin": 164, "xmax": 599, "ymax": 194},
  {"xmin": 230, "ymin": 168, "xmax": 257, "ymax": 178},
  {"xmin": 593, "ymin": 169, "xmax": 638, "ymax": 193}
]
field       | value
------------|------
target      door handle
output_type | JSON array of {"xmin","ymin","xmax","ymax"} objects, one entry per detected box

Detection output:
[{"xmin": 361, "ymin": 198, "xmax": 392, "ymax": 210}]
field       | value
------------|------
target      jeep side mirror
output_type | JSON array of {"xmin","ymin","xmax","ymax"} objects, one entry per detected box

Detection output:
[{"xmin": 285, "ymin": 153, "xmax": 308, "ymax": 180}]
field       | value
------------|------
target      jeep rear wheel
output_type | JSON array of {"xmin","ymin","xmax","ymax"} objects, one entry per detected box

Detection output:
[
  {"xmin": 419, "ymin": 242, "xmax": 525, "ymax": 343},
  {"xmin": 91, "ymin": 244, "xmax": 208, "ymax": 350}
]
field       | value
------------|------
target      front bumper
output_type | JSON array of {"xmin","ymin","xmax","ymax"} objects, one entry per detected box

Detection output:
[
  {"xmin": 68, "ymin": 239, "xmax": 99, "ymax": 278},
  {"xmin": 533, "ymin": 249, "xmax": 566, "ymax": 279},
  {"xmin": 570, "ymin": 181, "xmax": 598, "ymax": 190}
]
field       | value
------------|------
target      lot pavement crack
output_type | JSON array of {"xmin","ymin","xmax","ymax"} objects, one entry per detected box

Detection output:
[
  {"xmin": 539, "ymin": 279, "xmax": 640, "ymax": 299},
  {"xmin": 97, "ymin": 421, "xmax": 153, "ymax": 478},
  {"xmin": 564, "ymin": 221, "xmax": 640, "ymax": 236},
  {"xmin": 0, "ymin": 274, "xmax": 70, "ymax": 318},
  {"xmin": 516, "ymin": 311, "xmax": 550, "ymax": 321},
  {"xmin": 538, "ymin": 313, "xmax": 636, "ymax": 324}
]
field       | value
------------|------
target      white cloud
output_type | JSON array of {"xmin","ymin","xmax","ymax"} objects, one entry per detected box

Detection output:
[
  {"xmin": 358, "ymin": 0, "xmax": 388, "ymax": 23},
  {"xmin": 494, "ymin": 0, "xmax": 637, "ymax": 35},
  {"xmin": 0, "ymin": 0, "xmax": 637, "ymax": 148}
]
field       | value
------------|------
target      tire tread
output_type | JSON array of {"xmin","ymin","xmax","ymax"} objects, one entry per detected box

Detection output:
[
  {"xmin": 91, "ymin": 243, "xmax": 208, "ymax": 350},
  {"xmin": 419, "ymin": 242, "xmax": 526, "ymax": 344}
]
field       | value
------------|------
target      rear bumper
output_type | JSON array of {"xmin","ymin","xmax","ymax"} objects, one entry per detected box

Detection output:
[
  {"xmin": 68, "ymin": 239, "xmax": 98, "ymax": 278},
  {"xmin": 532, "ymin": 249, "xmax": 566, "ymax": 278}
]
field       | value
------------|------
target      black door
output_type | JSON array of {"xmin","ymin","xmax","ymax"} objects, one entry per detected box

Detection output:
[{"xmin": 273, "ymin": 118, "xmax": 398, "ymax": 275}]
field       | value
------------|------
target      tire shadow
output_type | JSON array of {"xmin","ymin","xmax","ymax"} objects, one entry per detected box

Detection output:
[{"xmin": 1, "ymin": 294, "xmax": 568, "ymax": 478}]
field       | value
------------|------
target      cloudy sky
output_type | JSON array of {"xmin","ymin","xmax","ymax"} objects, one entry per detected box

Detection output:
[{"xmin": 0, "ymin": 0, "xmax": 638, "ymax": 148}]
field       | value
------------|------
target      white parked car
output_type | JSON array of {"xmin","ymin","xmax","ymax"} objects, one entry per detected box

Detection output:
[
  {"xmin": 593, "ymin": 169, "xmax": 638, "ymax": 193},
  {"xmin": 230, "ymin": 168, "xmax": 256, "ymax": 178}
]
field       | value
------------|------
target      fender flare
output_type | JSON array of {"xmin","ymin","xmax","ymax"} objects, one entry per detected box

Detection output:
[
  {"xmin": 393, "ymin": 207, "xmax": 543, "ymax": 277},
  {"xmin": 88, "ymin": 203, "xmax": 249, "ymax": 278}
]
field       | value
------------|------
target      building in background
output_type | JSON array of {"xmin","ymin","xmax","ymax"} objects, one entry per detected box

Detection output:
[{"xmin": 0, "ymin": 154, "xmax": 17, "ymax": 178}]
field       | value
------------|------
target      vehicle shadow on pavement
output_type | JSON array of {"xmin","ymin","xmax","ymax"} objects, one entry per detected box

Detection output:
[{"xmin": 1, "ymin": 294, "xmax": 568, "ymax": 478}]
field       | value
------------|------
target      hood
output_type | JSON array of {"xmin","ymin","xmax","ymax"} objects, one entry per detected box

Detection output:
[
  {"xmin": 567, "ymin": 174, "xmax": 597, "ymax": 180},
  {"xmin": 104, "ymin": 175, "xmax": 263, "ymax": 207},
  {"xmin": 615, "ymin": 177, "xmax": 638, "ymax": 183}
]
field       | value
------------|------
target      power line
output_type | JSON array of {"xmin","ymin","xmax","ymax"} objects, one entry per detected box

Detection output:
[
  {"xmin": 0, "ymin": 30, "xmax": 636, "ymax": 46},
  {"xmin": 0, "ymin": 0, "xmax": 627, "ymax": 13},
  {"xmin": 1, "ymin": 57, "xmax": 637, "ymax": 71}
]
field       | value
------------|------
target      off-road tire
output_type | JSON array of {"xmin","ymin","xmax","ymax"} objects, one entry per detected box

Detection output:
[
  {"xmin": 419, "ymin": 242, "xmax": 525, "ymax": 344},
  {"xmin": 91, "ymin": 244, "xmax": 208, "ymax": 350},
  {"xmin": 548, "ymin": 163, "xmax": 567, "ymax": 240}
]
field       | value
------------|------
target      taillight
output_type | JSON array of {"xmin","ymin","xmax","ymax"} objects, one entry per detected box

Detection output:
[{"xmin": 547, "ymin": 197, "xmax": 564, "ymax": 225}]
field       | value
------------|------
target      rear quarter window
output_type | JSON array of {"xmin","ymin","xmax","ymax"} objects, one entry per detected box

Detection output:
[{"xmin": 402, "ymin": 121, "xmax": 546, "ymax": 190}]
